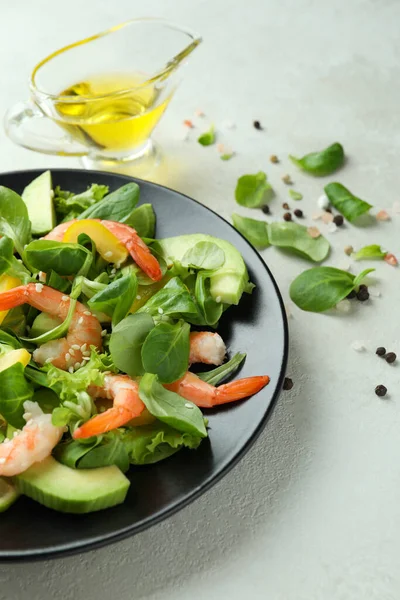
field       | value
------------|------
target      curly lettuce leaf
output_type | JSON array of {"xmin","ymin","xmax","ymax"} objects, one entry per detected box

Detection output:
[{"xmin": 54, "ymin": 184, "xmax": 109, "ymax": 222}]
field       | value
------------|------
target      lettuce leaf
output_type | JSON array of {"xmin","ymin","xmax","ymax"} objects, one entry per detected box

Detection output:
[{"xmin": 54, "ymin": 184, "xmax": 109, "ymax": 222}]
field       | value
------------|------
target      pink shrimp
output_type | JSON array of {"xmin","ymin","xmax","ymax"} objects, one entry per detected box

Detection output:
[
  {"xmin": 73, "ymin": 375, "xmax": 144, "ymax": 439},
  {"xmin": 189, "ymin": 332, "xmax": 226, "ymax": 365},
  {"xmin": 0, "ymin": 284, "xmax": 102, "ymax": 369},
  {"xmin": 0, "ymin": 401, "xmax": 64, "ymax": 476},
  {"xmin": 44, "ymin": 219, "xmax": 163, "ymax": 282},
  {"xmin": 73, "ymin": 370, "xmax": 270, "ymax": 439}
]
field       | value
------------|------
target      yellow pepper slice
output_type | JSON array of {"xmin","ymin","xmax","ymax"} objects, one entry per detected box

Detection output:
[
  {"xmin": 0, "ymin": 349, "xmax": 31, "ymax": 373},
  {"xmin": 62, "ymin": 219, "xmax": 128, "ymax": 264},
  {"xmin": 0, "ymin": 275, "xmax": 21, "ymax": 325}
]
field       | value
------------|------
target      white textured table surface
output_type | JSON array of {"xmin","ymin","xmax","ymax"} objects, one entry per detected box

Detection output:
[{"xmin": 1, "ymin": 1, "xmax": 400, "ymax": 598}]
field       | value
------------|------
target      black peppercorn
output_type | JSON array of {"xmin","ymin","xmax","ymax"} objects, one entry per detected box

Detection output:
[
  {"xmin": 253, "ymin": 120, "xmax": 262, "ymax": 130},
  {"xmin": 283, "ymin": 377, "xmax": 293, "ymax": 390},
  {"xmin": 261, "ymin": 204, "xmax": 270, "ymax": 215},
  {"xmin": 357, "ymin": 287, "xmax": 369, "ymax": 301},
  {"xmin": 282, "ymin": 202, "xmax": 290, "ymax": 210},
  {"xmin": 294, "ymin": 209, "xmax": 303, "ymax": 218},
  {"xmin": 283, "ymin": 212, "xmax": 292, "ymax": 222},
  {"xmin": 333, "ymin": 214, "xmax": 344, "ymax": 226},
  {"xmin": 347, "ymin": 290, "xmax": 357, "ymax": 299},
  {"xmin": 375, "ymin": 384, "xmax": 387, "ymax": 397},
  {"xmin": 376, "ymin": 346, "xmax": 386, "ymax": 356},
  {"xmin": 385, "ymin": 352, "xmax": 397, "ymax": 364}
]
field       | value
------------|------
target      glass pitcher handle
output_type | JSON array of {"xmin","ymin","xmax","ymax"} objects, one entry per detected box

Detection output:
[{"xmin": 4, "ymin": 100, "xmax": 89, "ymax": 157}]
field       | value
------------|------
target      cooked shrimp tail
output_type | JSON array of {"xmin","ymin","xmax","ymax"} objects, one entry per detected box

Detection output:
[
  {"xmin": 189, "ymin": 331, "xmax": 226, "ymax": 365},
  {"xmin": 73, "ymin": 375, "xmax": 144, "ymax": 439}
]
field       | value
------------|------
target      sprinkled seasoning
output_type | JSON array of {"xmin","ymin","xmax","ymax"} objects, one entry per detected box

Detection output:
[
  {"xmin": 68, "ymin": 366, "xmax": 74, "ymax": 374},
  {"xmin": 333, "ymin": 214, "xmax": 344, "ymax": 226},
  {"xmin": 270, "ymin": 155, "xmax": 279, "ymax": 164},
  {"xmin": 282, "ymin": 174, "xmax": 292, "ymax": 185},
  {"xmin": 65, "ymin": 353, "xmax": 71, "ymax": 361},
  {"xmin": 327, "ymin": 222, "xmax": 338, "ymax": 233},
  {"xmin": 356, "ymin": 287, "xmax": 369, "ymax": 301},
  {"xmin": 83, "ymin": 311, "xmax": 92, "ymax": 316},
  {"xmin": 194, "ymin": 109, "xmax": 205, "ymax": 117},
  {"xmin": 78, "ymin": 317, "xmax": 84, "ymax": 325},
  {"xmin": 385, "ymin": 352, "xmax": 397, "ymax": 364},
  {"xmin": 158, "ymin": 307, "xmax": 164, "ymax": 314},
  {"xmin": 283, "ymin": 377, "xmax": 294, "ymax": 390},
  {"xmin": 72, "ymin": 344, "xmax": 80, "ymax": 350},
  {"xmin": 375, "ymin": 384, "xmax": 387, "ymax": 397},
  {"xmin": 0, "ymin": 458, "xmax": 6, "ymax": 464},
  {"xmin": 283, "ymin": 212, "xmax": 292, "ymax": 222},
  {"xmin": 74, "ymin": 362, "xmax": 81, "ymax": 370},
  {"xmin": 215, "ymin": 296, "xmax": 222, "ymax": 303},
  {"xmin": 376, "ymin": 346, "xmax": 386, "ymax": 356},
  {"xmin": 317, "ymin": 194, "xmax": 330, "ymax": 210},
  {"xmin": 81, "ymin": 344, "xmax": 87, "ymax": 352},
  {"xmin": 347, "ymin": 290, "xmax": 357, "ymax": 299},
  {"xmin": 253, "ymin": 120, "xmax": 263, "ymax": 130},
  {"xmin": 61, "ymin": 295, "xmax": 69, "ymax": 301},
  {"xmin": 336, "ymin": 299, "xmax": 351, "ymax": 313},
  {"xmin": 185, "ymin": 403, "xmax": 194, "ymax": 409},
  {"xmin": 104, "ymin": 251, "xmax": 113, "ymax": 258},
  {"xmin": 321, "ymin": 211, "xmax": 334, "ymax": 224},
  {"xmin": 136, "ymin": 295, "xmax": 142, "ymax": 300},
  {"xmin": 351, "ymin": 340, "xmax": 365, "ymax": 352}
]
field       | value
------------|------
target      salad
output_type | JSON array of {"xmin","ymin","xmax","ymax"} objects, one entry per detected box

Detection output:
[{"xmin": 0, "ymin": 171, "xmax": 270, "ymax": 514}]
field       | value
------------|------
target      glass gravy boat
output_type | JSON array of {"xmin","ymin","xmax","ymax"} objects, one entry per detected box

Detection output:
[{"xmin": 5, "ymin": 19, "xmax": 201, "ymax": 172}]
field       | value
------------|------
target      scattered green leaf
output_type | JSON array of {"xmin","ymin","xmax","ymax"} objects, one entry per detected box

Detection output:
[
  {"xmin": 109, "ymin": 313, "xmax": 155, "ymax": 377},
  {"xmin": 353, "ymin": 244, "xmax": 387, "ymax": 261},
  {"xmin": 268, "ymin": 222, "xmax": 330, "ymax": 262},
  {"xmin": 232, "ymin": 214, "xmax": 269, "ymax": 250},
  {"xmin": 235, "ymin": 172, "xmax": 274, "ymax": 208},
  {"xmin": 324, "ymin": 183, "xmax": 372, "ymax": 223},
  {"xmin": 289, "ymin": 143, "xmax": 345, "ymax": 176},
  {"xmin": 0, "ymin": 186, "xmax": 31, "ymax": 255},
  {"xmin": 289, "ymin": 189, "xmax": 303, "ymax": 201},
  {"xmin": 198, "ymin": 124, "xmax": 215, "ymax": 146}
]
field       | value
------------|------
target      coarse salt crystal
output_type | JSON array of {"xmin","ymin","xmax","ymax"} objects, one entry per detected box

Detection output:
[
  {"xmin": 351, "ymin": 340, "xmax": 365, "ymax": 352},
  {"xmin": 307, "ymin": 226, "xmax": 321, "ymax": 238},
  {"xmin": 317, "ymin": 194, "xmax": 330, "ymax": 210},
  {"xmin": 321, "ymin": 211, "xmax": 334, "ymax": 224},
  {"xmin": 384, "ymin": 253, "xmax": 398, "ymax": 266},
  {"xmin": 183, "ymin": 119, "xmax": 194, "ymax": 128},
  {"xmin": 101, "ymin": 329, "xmax": 107, "ymax": 337},
  {"xmin": 369, "ymin": 288, "xmax": 381, "ymax": 298},
  {"xmin": 221, "ymin": 120, "xmax": 236, "ymax": 130},
  {"xmin": 376, "ymin": 210, "xmax": 390, "ymax": 221},
  {"xmin": 158, "ymin": 307, "xmax": 164, "ymax": 314},
  {"xmin": 62, "ymin": 295, "xmax": 69, "ymax": 301},
  {"xmin": 327, "ymin": 222, "xmax": 338, "ymax": 233},
  {"xmin": 344, "ymin": 245, "xmax": 354, "ymax": 256},
  {"xmin": 35, "ymin": 283, "xmax": 44, "ymax": 293},
  {"xmin": 78, "ymin": 317, "xmax": 84, "ymax": 324},
  {"xmin": 312, "ymin": 212, "xmax": 323, "ymax": 221},
  {"xmin": 336, "ymin": 299, "xmax": 351, "ymax": 313}
]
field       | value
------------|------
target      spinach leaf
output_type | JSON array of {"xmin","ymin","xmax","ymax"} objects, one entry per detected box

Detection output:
[
  {"xmin": 139, "ymin": 373, "xmax": 207, "ymax": 438},
  {"xmin": 0, "ymin": 237, "xmax": 14, "ymax": 276},
  {"xmin": 137, "ymin": 277, "xmax": 200, "ymax": 320},
  {"xmin": 24, "ymin": 240, "xmax": 91, "ymax": 276},
  {"xmin": 289, "ymin": 266, "xmax": 375, "ymax": 312},
  {"xmin": 0, "ymin": 187, "xmax": 31, "ymax": 255},
  {"xmin": 124, "ymin": 421, "xmax": 203, "ymax": 465},
  {"xmin": 268, "ymin": 221, "xmax": 329, "ymax": 262},
  {"xmin": 7, "ymin": 258, "xmax": 32, "ymax": 285},
  {"xmin": 289, "ymin": 143, "xmax": 345, "ymax": 176},
  {"xmin": 353, "ymin": 268, "xmax": 376, "ymax": 288},
  {"xmin": 109, "ymin": 313, "xmax": 155, "ymax": 377},
  {"xmin": 78, "ymin": 183, "xmax": 140, "ymax": 223},
  {"xmin": 181, "ymin": 241, "xmax": 225, "ymax": 270},
  {"xmin": 32, "ymin": 388, "xmax": 61, "ymax": 413},
  {"xmin": 46, "ymin": 270, "xmax": 72, "ymax": 294},
  {"xmin": 0, "ymin": 363, "xmax": 33, "ymax": 428},
  {"xmin": 195, "ymin": 271, "xmax": 223, "ymax": 326},
  {"xmin": 198, "ymin": 124, "xmax": 215, "ymax": 146},
  {"xmin": 289, "ymin": 189, "xmax": 303, "ymax": 201},
  {"xmin": 197, "ymin": 352, "xmax": 246, "ymax": 385},
  {"xmin": 324, "ymin": 183, "xmax": 372, "ymax": 223},
  {"xmin": 88, "ymin": 273, "xmax": 137, "ymax": 326},
  {"xmin": 55, "ymin": 432, "xmax": 129, "ymax": 472},
  {"xmin": 141, "ymin": 320, "xmax": 190, "ymax": 383},
  {"xmin": 54, "ymin": 436, "xmax": 101, "ymax": 467},
  {"xmin": 129, "ymin": 204, "xmax": 156, "ymax": 238},
  {"xmin": 2, "ymin": 307, "xmax": 26, "ymax": 336},
  {"xmin": 0, "ymin": 330, "xmax": 22, "ymax": 349},
  {"xmin": 353, "ymin": 244, "xmax": 387, "ymax": 260},
  {"xmin": 54, "ymin": 184, "xmax": 109, "ymax": 221},
  {"xmin": 235, "ymin": 172, "xmax": 273, "ymax": 208},
  {"xmin": 232, "ymin": 214, "xmax": 269, "ymax": 249}
]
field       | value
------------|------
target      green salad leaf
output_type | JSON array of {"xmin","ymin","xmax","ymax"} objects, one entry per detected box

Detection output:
[
  {"xmin": 24, "ymin": 240, "xmax": 92, "ymax": 276},
  {"xmin": 0, "ymin": 362, "xmax": 33, "ymax": 428},
  {"xmin": 289, "ymin": 189, "xmax": 303, "ymax": 201},
  {"xmin": 55, "ymin": 431, "xmax": 129, "ymax": 472},
  {"xmin": 289, "ymin": 143, "xmax": 345, "ymax": 176},
  {"xmin": 128, "ymin": 204, "xmax": 156, "ymax": 238},
  {"xmin": 138, "ymin": 277, "xmax": 200, "ymax": 320},
  {"xmin": 268, "ymin": 222, "xmax": 330, "ymax": 262},
  {"xmin": 139, "ymin": 373, "xmax": 207, "ymax": 438},
  {"xmin": 45, "ymin": 270, "xmax": 72, "ymax": 294},
  {"xmin": 324, "ymin": 183, "xmax": 372, "ymax": 223},
  {"xmin": 109, "ymin": 313, "xmax": 155, "ymax": 377},
  {"xmin": 198, "ymin": 125, "xmax": 215, "ymax": 146},
  {"xmin": 235, "ymin": 172, "xmax": 274, "ymax": 208},
  {"xmin": 0, "ymin": 186, "xmax": 31, "ymax": 255},
  {"xmin": 197, "ymin": 352, "xmax": 246, "ymax": 385},
  {"xmin": 353, "ymin": 244, "xmax": 387, "ymax": 261},
  {"xmin": 0, "ymin": 237, "xmax": 14, "ymax": 277},
  {"xmin": 181, "ymin": 241, "xmax": 225, "ymax": 270},
  {"xmin": 88, "ymin": 273, "xmax": 137, "ymax": 326},
  {"xmin": 232, "ymin": 214, "xmax": 269, "ymax": 249},
  {"xmin": 195, "ymin": 271, "xmax": 224, "ymax": 326},
  {"xmin": 54, "ymin": 184, "xmax": 109, "ymax": 221},
  {"xmin": 141, "ymin": 320, "xmax": 190, "ymax": 384},
  {"xmin": 78, "ymin": 183, "xmax": 140, "ymax": 223},
  {"xmin": 289, "ymin": 266, "xmax": 375, "ymax": 312},
  {"xmin": 2, "ymin": 307, "xmax": 26, "ymax": 336}
]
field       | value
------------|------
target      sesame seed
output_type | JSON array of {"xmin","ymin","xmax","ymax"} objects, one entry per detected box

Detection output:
[
  {"xmin": 68, "ymin": 366, "xmax": 74, "ymax": 374},
  {"xmin": 35, "ymin": 283, "xmax": 44, "ymax": 293},
  {"xmin": 65, "ymin": 353, "xmax": 71, "ymax": 361},
  {"xmin": 3, "ymin": 438, "xmax": 9, "ymax": 444},
  {"xmin": 0, "ymin": 458, "xmax": 6, "ymax": 464},
  {"xmin": 82, "ymin": 350, "xmax": 91, "ymax": 357},
  {"xmin": 215, "ymin": 296, "xmax": 222, "ymax": 303},
  {"xmin": 74, "ymin": 362, "xmax": 81, "ymax": 370},
  {"xmin": 62, "ymin": 295, "xmax": 69, "ymax": 301},
  {"xmin": 158, "ymin": 307, "xmax": 164, "ymax": 314},
  {"xmin": 78, "ymin": 317, "xmax": 84, "ymax": 325},
  {"xmin": 82, "ymin": 356, "xmax": 90, "ymax": 361},
  {"xmin": 71, "ymin": 344, "xmax": 80, "ymax": 350},
  {"xmin": 185, "ymin": 403, "xmax": 194, "ymax": 409},
  {"xmin": 80, "ymin": 344, "xmax": 87, "ymax": 352},
  {"xmin": 69, "ymin": 348, "xmax": 75, "ymax": 356},
  {"xmin": 83, "ymin": 311, "xmax": 91, "ymax": 316},
  {"xmin": 101, "ymin": 329, "xmax": 107, "ymax": 337},
  {"xmin": 282, "ymin": 174, "xmax": 292, "ymax": 185},
  {"xmin": 104, "ymin": 251, "xmax": 113, "ymax": 258}
]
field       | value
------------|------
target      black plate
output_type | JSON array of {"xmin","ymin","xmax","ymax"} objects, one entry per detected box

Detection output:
[{"xmin": 0, "ymin": 169, "xmax": 288, "ymax": 561}]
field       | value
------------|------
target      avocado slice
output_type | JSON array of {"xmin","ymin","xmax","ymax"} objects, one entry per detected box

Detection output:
[
  {"xmin": 22, "ymin": 171, "xmax": 56, "ymax": 235},
  {"xmin": 157, "ymin": 234, "xmax": 250, "ymax": 305},
  {"xmin": 30, "ymin": 312, "xmax": 62, "ymax": 338},
  {"xmin": 0, "ymin": 477, "xmax": 20, "ymax": 512},
  {"xmin": 14, "ymin": 456, "xmax": 130, "ymax": 514}
]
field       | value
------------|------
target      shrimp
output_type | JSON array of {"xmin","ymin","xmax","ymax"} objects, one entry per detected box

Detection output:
[
  {"xmin": 44, "ymin": 219, "xmax": 162, "ymax": 282},
  {"xmin": 0, "ymin": 401, "xmax": 64, "ymax": 477},
  {"xmin": 0, "ymin": 284, "xmax": 102, "ymax": 369},
  {"xmin": 73, "ymin": 375, "xmax": 144, "ymax": 439},
  {"xmin": 165, "ymin": 372, "xmax": 270, "ymax": 408},
  {"xmin": 73, "ymin": 370, "xmax": 270, "ymax": 439},
  {"xmin": 189, "ymin": 332, "xmax": 226, "ymax": 366}
]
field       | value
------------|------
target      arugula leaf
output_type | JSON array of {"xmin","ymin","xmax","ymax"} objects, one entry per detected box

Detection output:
[
  {"xmin": 235, "ymin": 172, "xmax": 274, "ymax": 208},
  {"xmin": 289, "ymin": 143, "xmax": 345, "ymax": 176},
  {"xmin": 197, "ymin": 352, "xmax": 246, "ymax": 385},
  {"xmin": 78, "ymin": 183, "xmax": 140, "ymax": 223},
  {"xmin": 353, "ymin": 244, "xmax": 387, "ymax": 261},
  {"xmin": 142, "ymin": 320, "xmax": 190, "ymax": 383},
  {"xmin": 232, "ymin": 214, "xmax": 269, "ymax": 249},
  {"xmin": 0, "ymin": 363, "xmax": 33, "ymax": 428},
  {"xmin": 0, "ymin": 186, "xmax": 31, "ymax": 255},
  {"xmin": 324, "ymin": 183, "xmax": 372, "ymax": 223},
  {"xmin": 109, "ymin": 313, "xmax": 155, "ymax": 377},
  {"xmin": 181, "ymin": 242, "xmax": 225, "ymax": 270},
  {"xmin": 268, "ymin": 222, "xmax": 330, "ymax": 262},
  {"xmin": 198, "ymin": 124, "xmax": 215, "ymax": 146},
  {"xmin": 0, "ymin": 237, "xmax": 14, "ymax": 276},
  {"xmin": 124, "ymin": 421, "xmax": 202, "ymax": 465},
  {"xmin": 139, "ymin": 373, "xmax": 207, "ymax": 437},
  {"xmin": 88, "ymin": 273, "xmax": 137, "ymax": 326},
  {"xmin": 289, "ymin": 189, "xmax": 303, "ymax": 201},
  {"xmin": 54, "ymin": 184, "xmax": 109, "ymax": 221},
  {"xmin": 289, "ymin": 266, "xmax": 375, "ymax": 312},
  {"xmin": 24, "ymin": 240, "xmax": 91, "ymax": 276}
]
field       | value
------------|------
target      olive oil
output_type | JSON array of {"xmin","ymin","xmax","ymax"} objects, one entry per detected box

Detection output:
[{"xmin": 56, "ymin": 73, "xmax": 171, "ymax": 153}]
